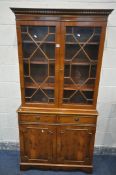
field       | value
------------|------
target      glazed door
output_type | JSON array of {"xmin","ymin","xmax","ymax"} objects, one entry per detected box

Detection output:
[
  {"xmin": 17, "ymin": 21, "xmax": 60, "ymax": 107},
  {"xmin": 59, "ymin": 22, "xmax": 105, "ymax": 108},
  {"xmin": 57, "ymin": 126, "xmax": 95, "ymax": 164},
  {"xmin": 17, "ymin": 21, "xmax": 106, "ymax": 108},
  {"xmin": 20, "ymin": 124, "xmax": 56, "ymax": 163}
]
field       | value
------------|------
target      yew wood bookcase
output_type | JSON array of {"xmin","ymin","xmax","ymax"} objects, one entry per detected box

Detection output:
[{"xmin": 11, "ymin": 8, "xmax": 112, "ymax": 173}]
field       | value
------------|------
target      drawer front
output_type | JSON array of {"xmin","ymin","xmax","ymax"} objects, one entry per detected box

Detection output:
[
  {"xmin": 58, "ymin": 115, "xmax": 97, "ymax": 124},
  {"xmin": 19, "ymin": 114, "xmax": 56, "ymax": 123}
]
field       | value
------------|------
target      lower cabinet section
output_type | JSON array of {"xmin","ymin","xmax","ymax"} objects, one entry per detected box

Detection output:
[
  {"xmin": 18, "ymin": 113, "xmax": 97, "ymax": 172},
  {"xmin": 20, "ymin": 125, "xmax": 56, "ymax": 163},
  {"xmin": 57, "ymin": 126, "xmax": 95, "ymax": 165}
]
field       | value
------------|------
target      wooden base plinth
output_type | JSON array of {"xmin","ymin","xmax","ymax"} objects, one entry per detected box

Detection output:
[{"xmin": 20, "ymin": 163, "xmax": 93, "ymax": 173}]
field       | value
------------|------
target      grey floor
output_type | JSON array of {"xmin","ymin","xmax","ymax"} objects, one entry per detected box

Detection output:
[{"xmin": 0, "ymin": 150, "xmax": 116, "ymax": 175}]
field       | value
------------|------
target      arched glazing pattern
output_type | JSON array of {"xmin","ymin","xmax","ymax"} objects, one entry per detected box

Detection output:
[
  {"xmin": 21, "ymin": 26, "xmax": 56, "ymax": 103},
  {"xmin": 63, "ymin": 26, "xmax": 101, "ymax": 104}
]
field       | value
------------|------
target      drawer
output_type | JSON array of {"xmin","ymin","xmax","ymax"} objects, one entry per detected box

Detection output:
[
  {"xmin": 58, "ymin": 115, "xmax": 97, "ymax": 124},
  {"xmin": 19, "ymin": 114, "xmax": 56, "ymax": 123}
]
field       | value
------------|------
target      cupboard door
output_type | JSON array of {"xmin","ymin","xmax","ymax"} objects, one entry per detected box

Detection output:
[
  {"xmin": 20, "ymin": 124, "xmax": 56, "ymax": 163},
  {"xmin": 59, "ymin": 22, "xmax": 105, "ymax": 108},
  {"xmin": 57, "ymin": 126, "xmax": 95, "ymax": 165},
  {"xmin": 17, "ymin": 22, "xmax": 60, "ymax": 107}
]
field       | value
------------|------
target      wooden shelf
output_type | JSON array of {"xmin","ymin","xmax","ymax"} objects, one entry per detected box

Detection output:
[
  {"xmin": 24, "ymin": 59, "xmax": 97, "ymax": 66},
  {"xmin": 64, "ymin": 84, "xmax": 94, "ymax": 91},
  {"xmin": 23, "ymin": 40, "xmax": 99, "ymax": 45},
  {"xmin": 22, "ymin": 40, "xmax": 55, "ymax": 44},
  {"xmin": 66, "ymin": 33, "xmax": 100, "ymax": 36},
  {"xmin": 64, "ymin": 61, "xmax": 97, "ymax": 65},
  {"xmin": 25, "ymin": 99, "xmax": 54, "ymax": 104},
  {"xmin": 24, "ymin": 59, "xmax": 55, "ymax": 64},
  {"xmin": 25, "ymin": 82, "xmax": 55, "ymax": 90},
  {"xmin": 25, "ymin": 82, "xmax": 94, "ymax": 91},
  {"xmin": 65, "ymin": 42, "xmax": 99, "ymax": 45},
  {"xmin": 63, "ymin": 100, "xmax": 93, "ymax": 105}
]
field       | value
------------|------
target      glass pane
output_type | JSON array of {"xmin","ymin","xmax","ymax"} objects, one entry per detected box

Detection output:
[
  {"xmin": 21, "ymin": 26, "xmax": 56, "ymax": 104},
  {"xmin": 63, "ymin": 26, "xmax": 101, "ymax": 105}
]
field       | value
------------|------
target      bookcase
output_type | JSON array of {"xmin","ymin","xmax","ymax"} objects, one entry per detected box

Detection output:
[{"xmin": 11, "ymin": 8, "xmax": 112, "ymax": 173}]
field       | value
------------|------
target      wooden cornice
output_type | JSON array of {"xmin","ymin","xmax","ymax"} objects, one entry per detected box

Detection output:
[{"xmin": 11, "ymin": 8, "xmax": 113, "ymax": 16}]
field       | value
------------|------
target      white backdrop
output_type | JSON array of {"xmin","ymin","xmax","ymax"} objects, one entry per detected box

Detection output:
[{"xmin": 0, "ymin": 0, "xmax": 116, "ymax": 148}]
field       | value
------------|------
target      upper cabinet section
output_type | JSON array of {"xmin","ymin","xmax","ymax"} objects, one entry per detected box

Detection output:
[{"xmin": 11, "ymin": 8, "xmax": 113, "ymax": 109}]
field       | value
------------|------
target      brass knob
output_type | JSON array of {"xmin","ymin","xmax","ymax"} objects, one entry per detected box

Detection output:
[
  {"xmin": 74, "ymin": 117, "xmax": 79, "ymax": 122},
  {"xmin": 36, "ymin": 116, "xmax": 40, "ymax": 120}
]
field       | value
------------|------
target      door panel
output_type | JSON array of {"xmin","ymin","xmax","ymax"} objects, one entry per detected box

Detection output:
[
  {"xmin": 20, "ymin": 124, "xmax": 56, "ymax": 163},
  {"xmin": 57, "ymin": 126, "xmax": 95, "ymax": 164},
  {"xmin": 17, "ymin": 21, "xmax": 60, "ymax": 107},
  {"xmin": 63, "ymin": 26, "xmax": 101, "ymax": 105},
  {"xmin": 59, "ymin": 22, "xmax": 105, "ymax": 108}
]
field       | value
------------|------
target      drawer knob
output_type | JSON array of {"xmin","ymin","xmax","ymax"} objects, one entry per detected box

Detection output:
[
  {"xmin": 36, "ymin": 116, "xmax": 40, "ymax": 120},
  {"xmin": 74, "ymin": 117, "xmax": 79, "ymax": 122}
]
